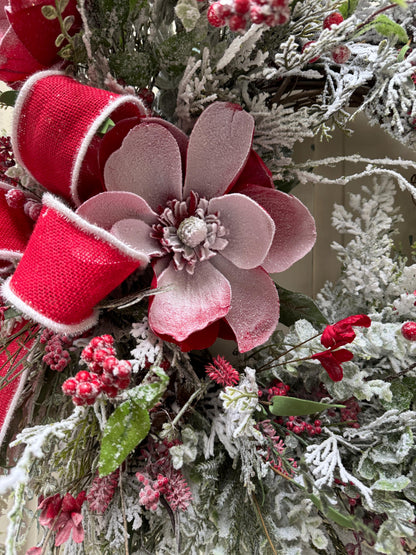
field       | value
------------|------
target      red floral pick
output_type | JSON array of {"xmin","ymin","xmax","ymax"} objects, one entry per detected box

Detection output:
[
  {"xmin": 312, "ymin": 314, "xmax": 371, "ymax": 381},
  {"xmin": 311, "ymin": 349, "xmax": 354, "ymax": 382},
  {"xmin": 321, "ymin": 314, "xmax": 371, "ymax": 349},
  {"xmin": 38, "ymin": 491, "xmax": 86, "ymax": 546}
]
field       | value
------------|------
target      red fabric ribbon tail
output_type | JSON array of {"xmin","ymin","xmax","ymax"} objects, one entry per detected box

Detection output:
[{"xmin": 0, "ymin": 321, "xmax": 34, "ymax": 448}]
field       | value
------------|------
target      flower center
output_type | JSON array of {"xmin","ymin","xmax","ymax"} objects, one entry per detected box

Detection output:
[
  {"xmin": 151, "ymin": 191, "xmax": 229, "ymax": 274},
  {"xmin": 176, "ymin": 216, "xmax": 208, "ymax": 248}
]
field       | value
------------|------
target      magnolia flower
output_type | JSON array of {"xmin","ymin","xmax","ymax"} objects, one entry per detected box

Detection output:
[
  {"xmin": 77, "ymin": 102, "xmax": 316, "ymax": 352},
  {"xmin": 0, "ymin": 0, "xmax": 81, "ymax": 87}
]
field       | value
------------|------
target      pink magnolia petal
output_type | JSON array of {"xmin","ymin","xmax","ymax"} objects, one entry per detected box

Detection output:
[
  {"xmin": 208, "ymin": 193, "xmax": 275, "ymax": 270},
  {"xmin": 211, "ymin": 254, "xmax": 279, "ymax": 352},
  {"xmin": 111, "ymin": 219, "xmax": 164, "ymax": 256},
  {"xmin": 149, "ymin": 260, "xmax": 231, "ymax": 342},
  {"xmin": 104, "ymin": 123, "xmax": 183, "ymax": 212},
  {"xmin": 208, "ymin": 193, "xmax": 275, "ymax": 269},
  {"xmin": 240, "ymin": 185, "xmax": 316, "ymax": 273},
  {"xmin": 183, "ymin": 103, "xmax": 254, "ymax": 199},
  {"xmin": 76, "ymin": 191, "xmax": 158, "ymax": 230}
]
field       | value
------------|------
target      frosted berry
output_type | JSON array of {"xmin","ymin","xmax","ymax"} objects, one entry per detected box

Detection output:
[
  {"xmin": 207, "ymin": 3, "xmax": 226, "ymax": 27},
  {"xmin": 302, "ymin": 41, "xmax": 320, "ymax": 63},
  {"xmin": 401, "ymin": 321, "xmax": 416, "ymax": 341},
  {"xmin": 250, "ymin": 6, "xmax": 265, "ymax": 24},
  {"xmin": 24, "ymin": 200, "xmax": 42, "ymax": 221},
  {"xmin": 235, "ymin": 0, "xmax": 250, "ymax": 14},
  {"xmin": 331, "ymin": 44, "xmax": 351, "ymax": 64},
  {"xmin": 323, "ymin": 12, "xmax": 344, "ymax": 29},
  {"xmin": 113, "ymin": 360, "xmax": 132, "ymax": 379},
  {"xmin": 62, "ymin": 378, "xmax": 77, "ymax": 395},
  {"xmin": 5, "ymin": 188, "xmax": 26, "ymax": 209},
  {"xmin": 228, "ymin": 14, "xmax": 247, "ymax": 32},
  {"xmin": 76, "ymin": 370, "xmax": 91, "ymax": 383}
]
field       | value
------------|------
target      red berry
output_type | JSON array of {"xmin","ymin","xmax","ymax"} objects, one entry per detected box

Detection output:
[
  {"xmin": 235, "ymin": 0, "xmax": 250, "ymax": 14},
  {"xmin": 100, "ymin": 334, "xmax": 114, "ymax": 346},
  {"xmin": 76, "ymin": 370, "xmax": 91, "ymax": 383},
  {"xmin": 72, "ymin": 396, "xmax": 85, "ymax": 406},
  {"xmin": 5, "ymin": 188, "xmax": 26, "ymax": 209},
  {"xmin": 207, "ymin": 3, "xmax": 226, "ymax": 27},
  {"xmin": 76, "ymin": 381, "xmax": 95, "ymax": 398},
  {"xmin": 323, "ymin": 12, "xmax": 344, "ymax": 29},
  {"xmin": 102, "ymin": 385, "xmax": 119, "ymax": 398},
  {"xmin": 103, "ymin": 355, "xmax": 118, "ymax": 372},
  {"xmin": 24, "ymin": 200, "xmax": 42, "ymax": 221},
  {"xmin": 62, "ymin": 378, "xmax": 77, "ymax": 395},
  {"xmin": 401, "ymin": 321, "xmax": 416, "ymax": 341},
  {"xmin": 250, "ymin": 6, "xmax": 265, "ymax": 24},
  {"xmin": 113, "ymin": 360, "xmax": 132, "ymax": 379},
  {"xmin": 93, "ymin": 347, "xmax": 115, "ymax": 363},
  {"xmin": 302, "ymin": 41, "xmax": 320, "ymax": 63},
  {"xmin": 228, "ymin": 14, "xmax": 246, "ymax": 32},
  {"xmin": 81, "ymin": 346, "xmax": 94, "ymax": 362},
  {"xmin": 331, "ymin": 44, "xmax": 351, "ymax": 64}
]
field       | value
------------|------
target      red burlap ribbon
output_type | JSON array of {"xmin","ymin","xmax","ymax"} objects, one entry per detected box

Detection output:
[
  {"xmin": 0, "ymin": 319, "xmax": 35, "ymax": 448},
  {"xmin": 0, "ymin": 72, "xmax": 150, "ymax": 441},
  {"xmin": 2, "ymin": 194, "xmax": 148, "ymax": 334},
  {"xmin": 12, "ymin": 71, "xmax": 147, "ymax": 205}
]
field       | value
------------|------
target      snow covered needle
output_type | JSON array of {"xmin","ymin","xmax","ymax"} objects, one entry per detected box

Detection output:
[{"xmin": 205, "ymin": 355, "xmax": 239, "ymax": 386}]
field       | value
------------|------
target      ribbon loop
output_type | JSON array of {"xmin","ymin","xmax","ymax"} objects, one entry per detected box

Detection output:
[
  {"xmin": 2, "ymin": 194, "xmax": 149, "ymax": 334},
  {"xmin": 12, "ymin": 71, "xmax": 147, "ymax": 206}
]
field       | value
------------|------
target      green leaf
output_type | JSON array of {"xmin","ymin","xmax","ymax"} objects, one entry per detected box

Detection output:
[
  {"xmin": 397, "ymin": 44, "xmax": 411, "ymax": 62},
  {"xmin": 97, "ymin": 117, "xmax": 115, "ymax": 135},
  {"xmin": 276, "ymin": 285, "xmax": 329, "ymax": 327},
  {"xmin": 309, "ymin": 494, "xmax": 357, "ymax": 529},
  {"xmin": 338, "ymin": 0, "xmax": 359, "ymax": 18},
  {"xmin": 0, "ymin": 90, "xmax": 18, "ymax": 107},
  {"xmin": 270, "ymin": 395, "xmax": 344, "ymax": 416},
  {"xmin": 373, "ymin": 14, "xmax": 408, "ymax": 43},
  {"xmin": 175, "ymin": 0, "xmax": 201, "ymax": 32},
  {"xmin": 99, "ymin": 400, "xmax": 150, "ymax": 476},
  {"xmin": 63, "ymin": 14, "xmax": 75, "ymax": 32},
  {"xmin": 3, "ymin": 307, "xmax": 21, "ymax": 320},
  {"xmin": 55, "ymin": 33, "xmax": 65, "ymax": 48},
  {"xmin": 373, "ymin": 476, "xmax": 410, "ymax": 491},
  {"xmin": 380, "ymin": 380, "xmax": 413, "ymax": 411},
  {"xmin": 41, "ymin": 5, "xmax": 58, "ymax": 19},
  {"xmin": 58, "ymin": 0, "xmax": 70, "ymax": 12},
  {"xmin": 58, "ymin": 44, "xmax": 73, "ymax": 59},
  {"xmin": 128, "ymin": 366, "xmax": 169, "ymax": 410}
]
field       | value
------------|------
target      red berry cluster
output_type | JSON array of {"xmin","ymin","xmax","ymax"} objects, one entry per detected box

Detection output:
[
  {"xmin": 207, "ymin": 0, "xmax": 290, "ymax": 32},
  {"xmin": 286, "ymin": 416, "xmax": 322, "ymax": 436},
  {"xmin": 138, "ymin": 88, "xmax": 155, "ymax": 109},
  {"xmin": 401, "ymin": 321, "xmax": 416, "ymax": 341},
  {"xmin": 5, "ymin": 188, "xmax": 42, "ymax": 221},
  {"xmin": 266, "ymin": 381, "xmax": 290, "ymax": 401},
  {"xmin": 136, "ymin": 473, "xmax": 169, "ymax": 511},
  {"xmin": 40, "ymin": 329, "xmax": 72, "ymax": 372},
  {"xmin": 62, "ymin": 335, "xmax": 132, "ymax": 405},
  {"xmin": 340, "ymin": 397, "xmax": 361, "ymax": 428}
]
